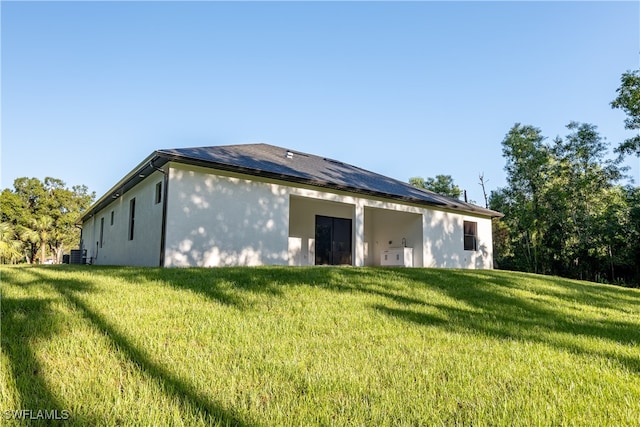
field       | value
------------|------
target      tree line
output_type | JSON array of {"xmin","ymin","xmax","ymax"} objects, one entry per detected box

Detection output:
[
  {"xmin": 412, "ymin": 69, "xmax": 640, "ymax": 287},
  {"xmin": 490, "ymin": 122, "xmax": 639, "ymax": 285},
  {"xmin": 0, "ymin": 177, "xmax": 95, "ymax": 264}
]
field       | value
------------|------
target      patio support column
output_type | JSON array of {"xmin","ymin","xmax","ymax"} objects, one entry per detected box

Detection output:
[
  {"xmin": 422, "ymin": 212, "xmax": 430, "ymax": 268},
  {"xmin": 354, "ymin": 200, "xmax": 365, "ymax": 266}
]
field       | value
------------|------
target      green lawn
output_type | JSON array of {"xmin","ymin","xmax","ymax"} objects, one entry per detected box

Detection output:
[{"xmin": 1, "ymin": 265, "xmax": 639, "ymax": 426}]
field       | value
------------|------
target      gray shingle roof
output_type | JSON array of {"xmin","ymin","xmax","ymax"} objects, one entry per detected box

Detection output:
[
  {"xmin": 156, "ymin": 143, "xmax": 502, "ymax": 218},
  {"xmin": 82, "ymin": 143, "xmax": 502, "ymax": 222}
]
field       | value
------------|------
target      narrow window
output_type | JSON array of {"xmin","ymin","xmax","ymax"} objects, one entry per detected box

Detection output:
[
  {"xmin": 128, "ymin": 198, "xmax": 136, "ymax": 241},
  {"xmin": 99, "ymin": 217, "xmax": 105, "ymax": 248},
  {"xmin": 110, "ymin": 211, "xmax": 114, "ymax": 226},
  {"xmin": 155, "ymin": 182, "xmax": 162, "ymax": 204},
  {"xmin": 463, "ymin": 221, "xmax": 477, "ymax": 251}
]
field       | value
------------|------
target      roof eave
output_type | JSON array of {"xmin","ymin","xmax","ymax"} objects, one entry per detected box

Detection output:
[
  {"xmin": 81, "ymin": 149, "xmax": 504, "ymax": 224},
  {"xmin": 160, "ymin": 152, "xmax": 502, "ymax": 218},
  {"xmin": 79, "ymin": 152, "xmax": 169, "ymax": 223}
]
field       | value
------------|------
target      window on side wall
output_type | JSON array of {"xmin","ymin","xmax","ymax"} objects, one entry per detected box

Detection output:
[
  {"xmin": 128, "ymin": 198, "xmax": 136, "ymax": 241},
  {"xmin": 99, "ymin": 217, "xmax": 104, "ymax": 248},
  {"xmin": 463, "ymin": 221, "xmax": 477, "ymax": 251},
  {"xmin": 110, "ymin": 211, "xmax": 114, "ymax": 226},
  {"xmin": 155, "ymin": 182, "xmax": 162, "ymax": 204}
]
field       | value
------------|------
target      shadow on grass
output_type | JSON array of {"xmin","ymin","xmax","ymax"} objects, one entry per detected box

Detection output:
[
  {"xmin": 1, "ymin": 294, "xmax": 98, "ymax": 425},
  {"xmin": 90, "ymin": 266, "xmax": 303, "ymax": 308},
  {"xmin": 84, "ymin": 265, "xmax": 392, "ymax": 308},
  {"xmin": 469, "ymin": 269, "xmax": 640, "ymax": 311},
  {"xmin": 11, "ymin": 267, "xmax": 254, "ymax": 427},
  {"xmin": 373, "ymin": 268, "xmax": 640, "ymax": 373},
  {"xmin": 125, "ymin": 263, "xmax": 639, "ymax": 374},
  {"xmin": 5, "ymin": 263, "xmax": 639, "ymax": 423},
  {"xmin": 55, "ymin": 265, "xmax": 640, "ymax": 365}
]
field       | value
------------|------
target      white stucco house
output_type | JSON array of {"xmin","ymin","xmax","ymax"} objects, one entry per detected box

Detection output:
[{"xmin": 79, "ymin": 143, "xmax": 502, "ymax": 268}]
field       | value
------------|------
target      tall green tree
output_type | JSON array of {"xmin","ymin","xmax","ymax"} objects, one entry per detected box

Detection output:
[
  {"xmin": 42, "ymin": 178, "xmax": 94, "ymax": 262},
  {"xmin": 611, "ymin": 69, "xmax": 640, "ymax": 156},
  {"xmin": 492, "ymin": 124, "xmax": 551, "ymax": 273},
  {"xmin": 491, "ymin": 122, "xmax": 635, "ymax": 285},
  {"xmin": 409, "ymin": 174, "xmax": 462, "ymax": 199},
  {"xmin": 546, "ymin": 122, "xmax": 624, "ymax": 279},
  {"xmin": 0, "ymin": 177, "xmax": 94, "ymax": 263},
  {"xmin": 623, "ymin": 187, "xmax": 640, "ymax": 283}
]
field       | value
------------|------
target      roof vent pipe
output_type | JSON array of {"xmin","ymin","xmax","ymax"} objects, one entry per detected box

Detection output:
[{"xmin": 286, "ymin": 150, "xmax": 294, "ymax": 159}]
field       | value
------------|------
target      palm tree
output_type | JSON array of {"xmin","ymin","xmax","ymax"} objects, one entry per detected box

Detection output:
[
  {"xmin": 17, "ymin": 224, "xmax": 39, "ymax": 263},
  {"xmin": 30, "ymin": 215, "xmax": 54, "ymax": 264},
  {"xmin": 0, "ymin": 222, "xmax": 23, "ymax": 264}
]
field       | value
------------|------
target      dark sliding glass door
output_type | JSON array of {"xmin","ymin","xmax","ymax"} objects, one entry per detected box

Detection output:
[{"xmin": 315, "ymin": 215, "xmax": 352, "ymax": 265}]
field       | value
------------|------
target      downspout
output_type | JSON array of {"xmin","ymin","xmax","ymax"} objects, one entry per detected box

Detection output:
[
  {"xmin": 151, "ymin": 160, "xmax": 169, "ymax": 267},
  {"xmin": 75, "ymin": 224, "xmax": 83, "ymax": 251}
]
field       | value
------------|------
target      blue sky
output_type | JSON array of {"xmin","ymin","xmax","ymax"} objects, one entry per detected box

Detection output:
[{"xmin": 2, "ymin": 1, "xmax": 639, "ymax": 204}]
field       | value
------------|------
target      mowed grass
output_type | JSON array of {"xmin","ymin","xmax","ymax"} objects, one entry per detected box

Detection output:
[{"xmin": 1, "ymin": 265, "xmax": 639, "ymax": 426}]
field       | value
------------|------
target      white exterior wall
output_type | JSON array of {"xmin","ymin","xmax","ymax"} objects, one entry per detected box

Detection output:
[
  {"xmin": 81, "ymin": 171, "xmax": 164, "ymax": 266},
  {"xmin": 422, "ymin": 209, "xmax": 493, "ymax": 269},
  {"xmin": 164, "ymin": 164, "xmax": 290, "ymax": 267},
  {"xmin": 82, "ymin": 162, "xmax": 494, "ymax": 269}
]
